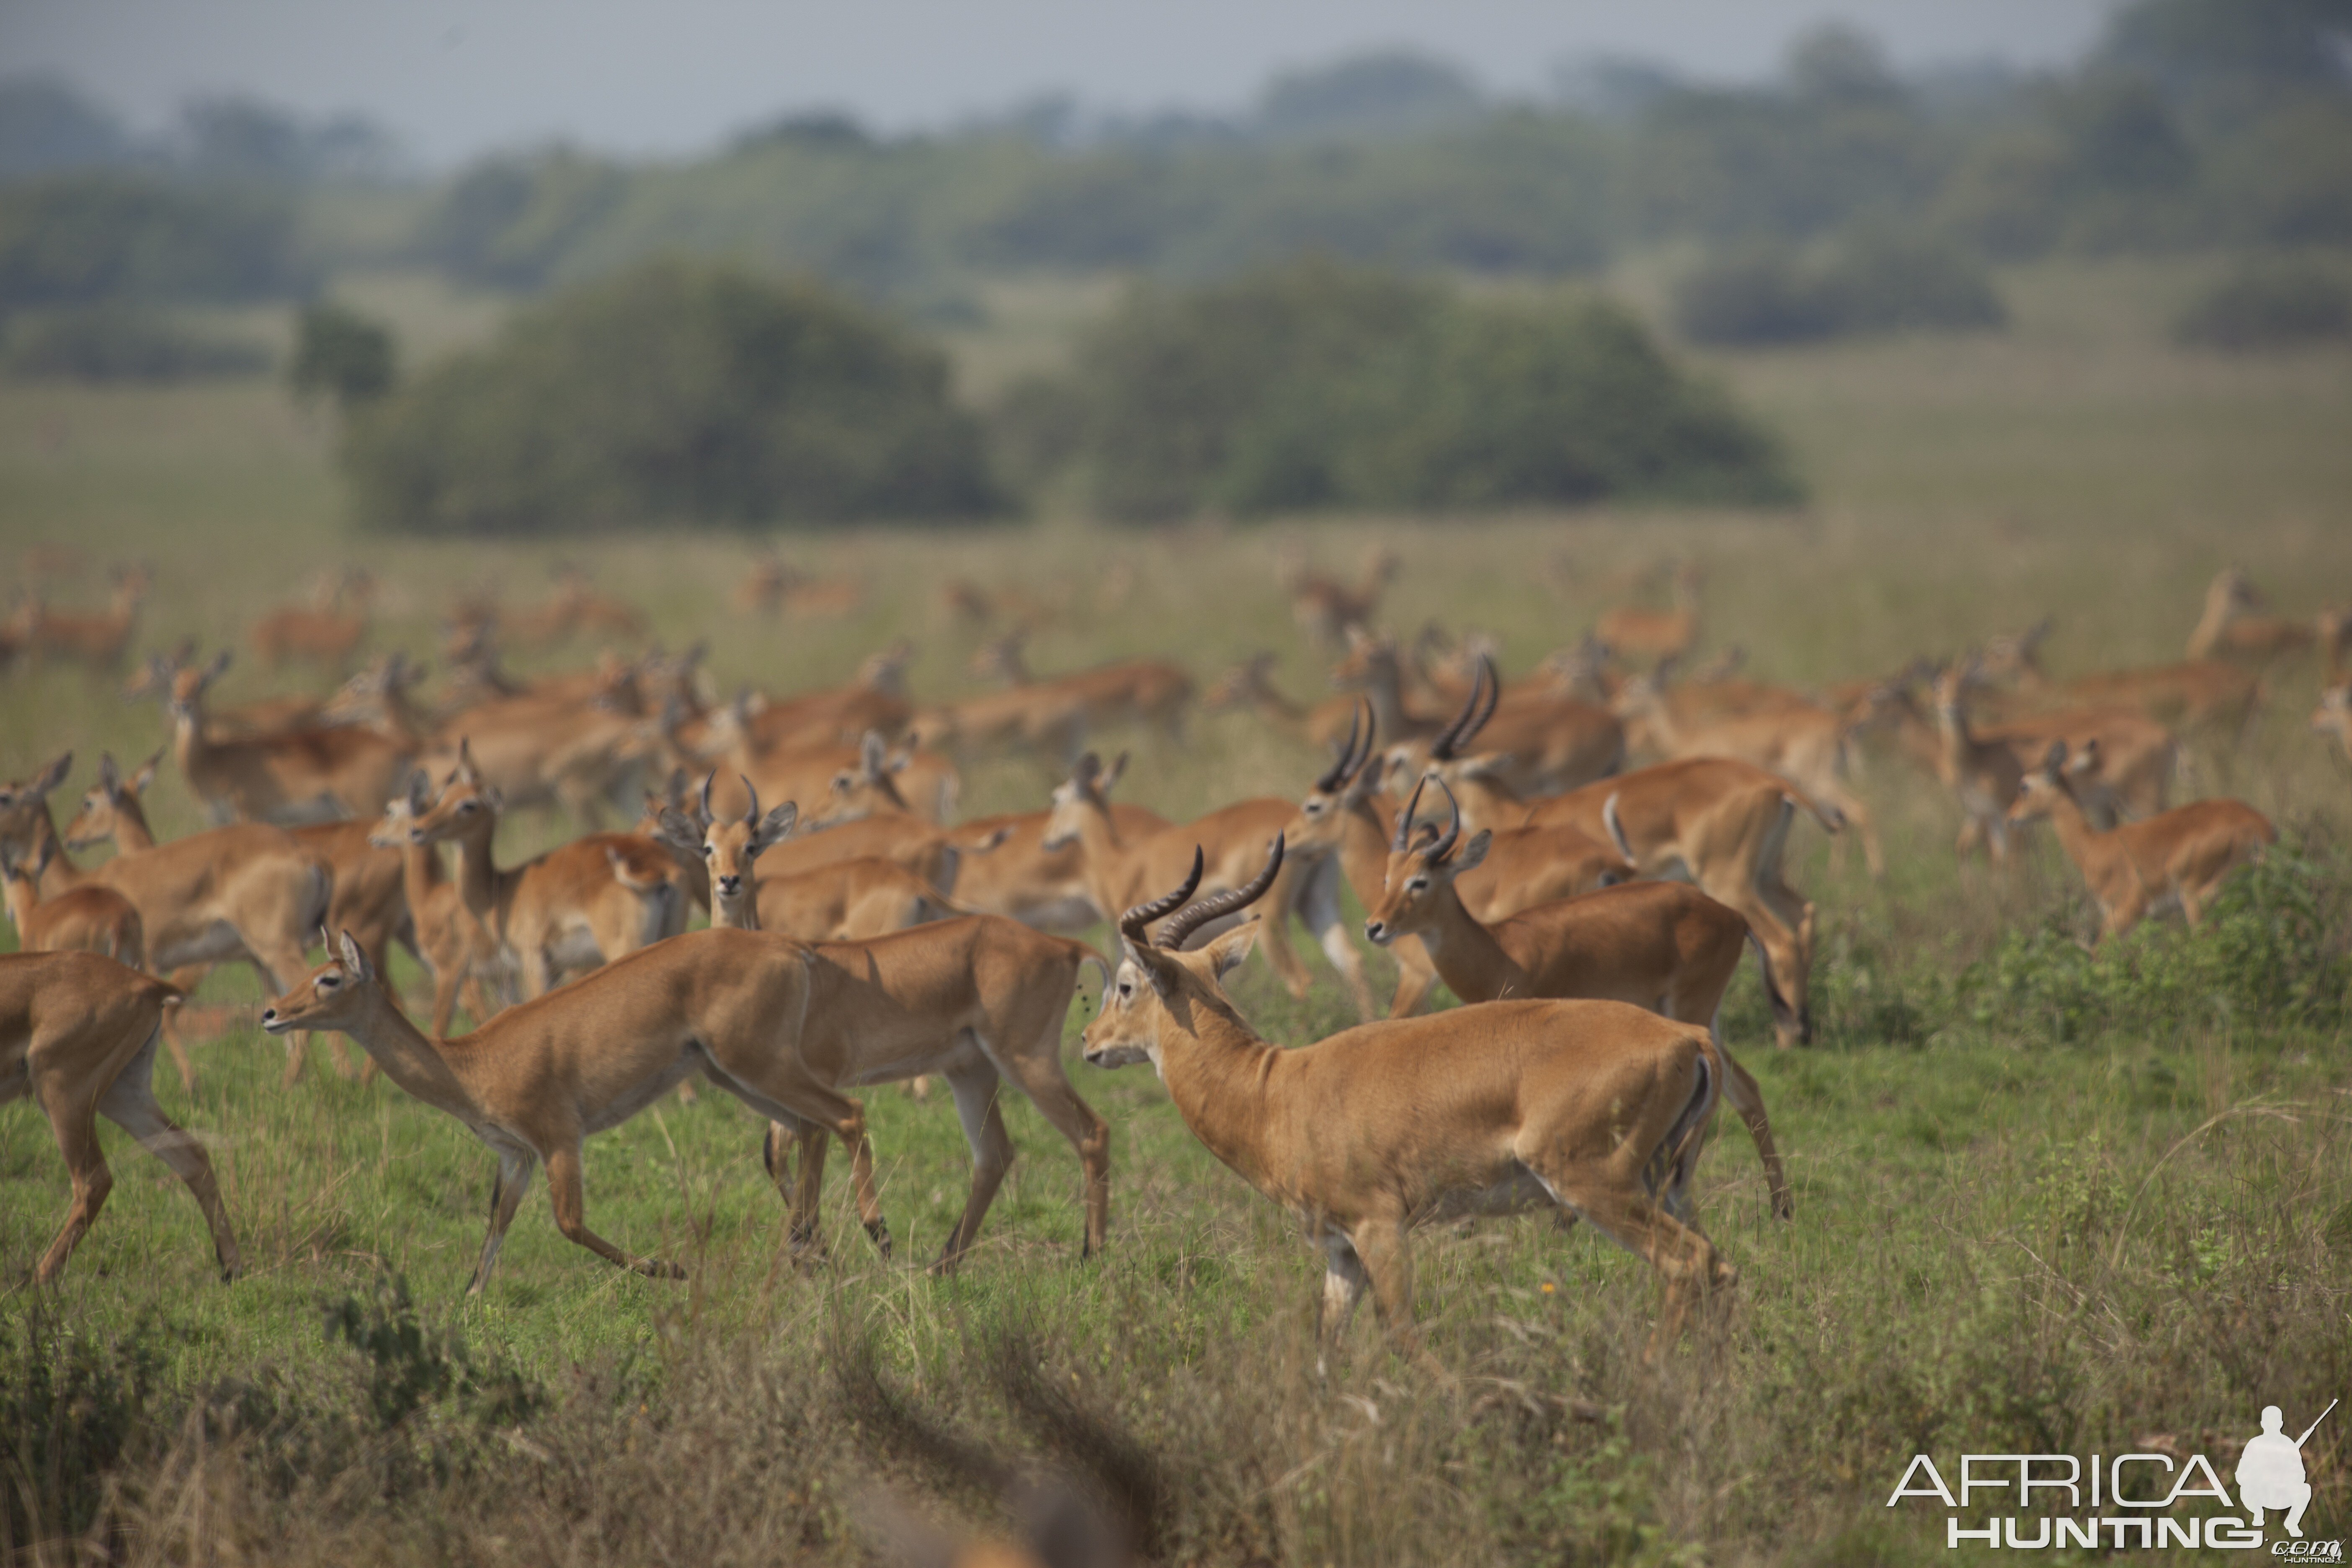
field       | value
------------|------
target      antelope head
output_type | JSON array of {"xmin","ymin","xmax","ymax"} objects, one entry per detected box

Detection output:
[
  {"xmin": 656, "ymin": 771, "xmax": 795, "ymax": 922},
  {"xmin": 0, "ymin": 753, "xmax": 72, "ymax": 854},
  {"xmin": 2007, "ymin": 739, "xmax": 2096, "ymax": 825},
  {"xmin": 1362, "ymin": 776, "xmax": 1489, "ymax": 947},
  {"xmin": 262, "ymin": 930, "xmax": 384, "ymax": 1036},
  {"xmin": 409, "ymin": 739, "xmax": 500, "ymax": 844},
  {"xmin": 814, "ymin": 730, "xmax": 911, "ymax": 825},
  {"xmin": 1042, "ymin": 751, "xmax": 1126, "ymax": 851},
  {"xmin": 1282, "ymin": 701, "xmax": 1375, "ymax": 859},
  {"xmin": 1080, "ymin": 836, "xmax": 1285, "ymax": 1073},
  {"xmin": 62, "ymin": 749, "xmax": 159, "ymax": 850},
  {"xmin": 165, "ymin": 650, "xmax": 233, "ymax": 728}
]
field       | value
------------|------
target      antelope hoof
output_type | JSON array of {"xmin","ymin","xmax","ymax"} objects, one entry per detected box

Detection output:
[
  {"xmin": 864, "ymin": 1217, "xmax": 894, "ymax": 1259},
  {"xmin": 787, "ymin": 1223, "xmax": 828, "ymax": 1262}
]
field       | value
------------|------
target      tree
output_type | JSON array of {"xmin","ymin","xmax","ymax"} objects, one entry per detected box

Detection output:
[{"xmin": 289, "ymin": 302, "xmax": 395, "ymax": 409}]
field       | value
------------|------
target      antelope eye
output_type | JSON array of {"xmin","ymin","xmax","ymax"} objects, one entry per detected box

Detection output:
[
  {"xmin": 701, "ymin": 844, "xmax": 714, "ymax": 857},
  {"xmin": 1408, "ymin": 878, "xmax": 1428, "ymax": 893},
  {"xmin": 1117, "ymin": 981, "xmax": 1132, "ymax": 1000},
  {"xmin": 318, "ymin": 975, "xmax": 340, "ymax": 989},
  {"xmin": 1304, "ymin": 801, "xmax": 1325, "ymax": 816},
  {"xmin": 458, "ymin": 800, "xmax": 477, "ymax": 813}
]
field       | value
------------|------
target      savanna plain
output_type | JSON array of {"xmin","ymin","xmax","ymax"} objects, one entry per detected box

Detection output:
[{"xmin": 3, "ymin": 258, "xmax": 2350, "ymax": 1565}]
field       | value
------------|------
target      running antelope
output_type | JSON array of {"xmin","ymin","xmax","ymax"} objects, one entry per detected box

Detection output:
[
  {"xmin": 374, "ymin": 776, "xmax": 501, "ymax": 1037},
  {"xmin": 1518, "ymin": 758, "xmax": 1834, "ymax": 1047},
  {"xmin": 407, "ymin": 740, "xmax": 686, "ymax": 1002},
  {"xmin": 162, "ymin": 650, "xmax": 415, "ymax": 825},
  {"xmin": 1081, "ymin": 841, "xmax": 1737, "ymax": 1364},
  {"xmin": 0, "ymin": 753, "xmax": 332, "ymax": 1091},
  {"xmin": 1930, "ymin": 663, "xmax": 2026, "ymax": 864},
  {"xmin": 1363, "ymin": 778, "xmax": 1790, "ymax": 1218},
  {"xmin": 5, "ymin": 952, "xmax": 241, "ymax": 1285},
  {"xmin": 2007, "ymin": 741, "xmax": 2275, "ymax": 941},
  {"xmin": 263, "ymin": 929, "xmax": 885, "ymax": 1292}
]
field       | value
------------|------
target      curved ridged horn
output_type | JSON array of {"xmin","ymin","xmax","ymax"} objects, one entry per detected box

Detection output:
[
  {"xmin": 1392, "ymin": 773, "xmax": 1429, "ymax": 853},
  {"xmin": 1429, "ymin": 774, "xmax": 1464, "ymax": 863},
  {"xmin": 1117, "ymin": 846, "xmax": 1203, "ymax": 949},
  {"xmin": 1156, "ymin": 835, "xmax": 1286, "ymax": 952},
  {"xmin": 1429, "ymin": 657, "xmax": 1485, "ymax": 762},
  {"xmin": 1313, "ymin": 702, "xmax": 1367, "ymax": 793},
  {"xmin": 698, "ymin": 769, "xmax": 718, "ymax": 828},
  {"xmin": 740, "ymin": 774, "xmax": 759, "ymax": 827},
  {"xmin": 1460, "ymin": 655, "xmax": 1501, "ymax": 750}
]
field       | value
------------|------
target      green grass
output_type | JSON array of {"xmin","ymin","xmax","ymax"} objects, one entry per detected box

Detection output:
[{"xmin": 3, "ymin": 254, "xmax": 2351, "ymax": 1563}]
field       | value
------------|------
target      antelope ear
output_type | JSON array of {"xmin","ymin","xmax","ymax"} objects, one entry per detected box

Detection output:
[
  {"xmin": 2041, "ymin": 739, "xmax": 2068, "ymax": 771},
  {"xmin": 1204, "ymin": 918, "xmax": 1261, "ymax": 980},
  {"xmin": 1454, "ymin": 829, "xmax": 1492, "ymax": 873},
  {"xmin": 1099, "ymin": 752, "xmax": 1129, "ymax": 794},
  {"xmin": 859, "ymin": 729, "xmax": 887, "ymax": 779},
  {"xmin": 753, "ymin": 800, "xmax": 798, "ymax": 851},
  {"xmin": 337, "ymin": 928, "xmax": 374, "ymax": 982},
  {"xmin": 2068, "ymin": 738, "xmax": 2102, "ymax": 774},
  {"xmin": 654, "ymin": 808, "xmax": 703, "ymax": 856},
  {"xmin": 132, "ymin": 750, "xmax": 160, "ymax": 792},
  {"xmin": 98, "ymin": 752, "xmax": 120, "ymax": 792},
  {"xmin": 203, "ymin": 650, "xmax": 232, "ymax": 682},
  {"xmin": 456, "ymin": 738, "xmax": 481, "ymax": 784},
  {"xmin": 1131, "ymin": 941, "xmax": 1184, "ymax": 997},
  {"xmin": 32, "ymin": 753, "xmax": 72, "ymax": 798}
]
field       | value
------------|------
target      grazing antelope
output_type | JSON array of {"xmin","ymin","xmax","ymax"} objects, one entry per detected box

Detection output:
[
  {"xmin": 1614, "ymin": 673, "xmax": 1885, "ymax": 878},
  {"xmin": 1385, "ymin": 656, "xmax": 1625, "ymax": 812},
  {"xmin": 2007, "ymin": 741, "xmax": 2275, "ymax": 941},
  {"xmin": 963, "ymin": 634, "xmax": 1195, "ymax": 755},
  {"xmin": 59, "ymin": 750, "xmax": 413, "ymax": 1083},
  {"xmin": 1278, "ymin": 543, "xmax": 1398, "ymax": 648},
  {"xmin": 125, "ymin": 641, "xmax": 328, "ymax": 738},
  {"xmin": 162, "ymin": 651, "xmax": 415, "ymax": 825},
  {"xmin": 23, "ymin": 564, "xmax": 147, "ymax": 673},
  {"xmin": 407, "ymin": 740, "xmax": 686, "ymax": 1002},
  {"xmin": 1594, "ymin": 559, "xmax": 1702, "ymax": 669},
  {"xmin": 2186, "ymin": 568, "xmax": 2314, "ymax": 667},
  {"xmin": 0, "ymin": 753, "xmax": 332, "ymax": 1091},
  {"xmin": 2314, "ymin": 683, "xmax": 2352, "ymax": 763},
  {"xmin": 0, "ymin": 840, "xmax": 144, "ymax": 969},
  {"xmin": 5, "ymin": 952, "xmax": 241, "ymax": 1284},
  {"xmin": 501, "ymin": 562, "xmax": 648, "ymax": 647},
  {"xmin": 1518, "ymin": 758, "xmax": 1831, "ymax": 1048},
  {"xmin": 732, "ymin": 554, "xmax": 864, "ymax": 619},
  {"xmin": 249, "ymin": 567, "xmax": 373, "ymax": 671},
  {"xmin": 1082, "ymin": 841, "xmax": 1737, "ymax": 1364},
  {"xmin": 1363, "ymin": 778, "xmax": 1790, "ymax": 1217},
  {"xmin": 1930, "ymin": 663, "xmax": 2026, "ymax": 864},
  {"xmin": 263, "ymin": 929, "xmax": 887, "ymax": 1292}
]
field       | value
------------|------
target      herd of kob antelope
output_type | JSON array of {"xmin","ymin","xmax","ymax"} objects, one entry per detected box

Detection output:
[{"xmin": 4, "ymin": 550, "xmax": 2342, "ymax": 1366}]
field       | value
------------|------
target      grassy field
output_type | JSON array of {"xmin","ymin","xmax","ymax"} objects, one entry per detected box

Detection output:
[{"xmin": 3, "ymin": 257, "xmax": 2350, "ymax": 1564}]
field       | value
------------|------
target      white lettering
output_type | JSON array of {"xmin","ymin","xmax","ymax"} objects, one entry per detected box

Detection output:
[
  {"xmin": 2106, "ymin": 1518, "xmax": 2152, "ymax": 1549},
  {"xmin": 2019, "ymin": 1454, "xmax": 2080, "ymax": 1511},
  {"xmin": 2167, "ymin": 1453, "xmax": 2233, "ymax": 1507},
  {"xmin": 2205, "ymin": 1515, "xmax": 2264, "ymax": 1549},
  {"xmin": 1961, "ymin": 1456, "xmax": 2015, "ymax": 1506},
  {"xmin": 2004, "ymin": 1517, "xmax": 2052, "ymax": 1548},
  {"xmin": 1948, "ymin": 1518, "xmax": 1999, "ymax": 1548},
  {"xmin": 2158, "ymin": 1518, "xmax": 2200, "ymax": 1548},
  {"xmin": 2055, "ymin": 1519, "xmax": 2099, "ymax": 1549},
  {"xmin": 2110, "ymin": 1454, "xmax": 2175, "ymax": 1508},
  {"xmin": 1889, "ymin": 1454, "xmax": 1957, "ymax": 1508}
]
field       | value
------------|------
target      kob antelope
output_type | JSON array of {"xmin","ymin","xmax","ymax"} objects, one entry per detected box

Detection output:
[
  {"xmin": 5, "ymin": 951, "xmax": 240, "ymax": 1284},
  {"xmin": 2007, "ymin": 740, "xmax": 2275, "ymax": 941},
  {"xmin": 1082, "ymin": 840, "xmax": 1737, "ymax": 1364}
]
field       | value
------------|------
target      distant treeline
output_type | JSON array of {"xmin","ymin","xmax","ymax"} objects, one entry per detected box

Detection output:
[
  {"xmin": 2, "ymin": 0, "xmax": 2347, "ymax": 321},
  {"xmin": 342, "ymin": 258, "xmax": 1795, "ymax": 532}
]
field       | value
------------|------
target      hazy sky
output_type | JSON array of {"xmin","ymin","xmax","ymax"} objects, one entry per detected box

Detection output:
[{"xmin": 4, "ymin": 0, "xmax": 2126, "ymax": 165}]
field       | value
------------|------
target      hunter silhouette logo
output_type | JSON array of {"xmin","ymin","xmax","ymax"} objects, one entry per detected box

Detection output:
[
  {"xmin": 2241, "ymin": 1400, "xmax": 2331, "ymax": 1540},
  {"xmin": 1886, "ymin": 1395, "xmax": 2339, "ymax": 1551}
]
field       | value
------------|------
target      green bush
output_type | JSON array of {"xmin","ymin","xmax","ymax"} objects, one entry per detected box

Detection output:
[
  {"xmin": 342, "ymin": 258, "xmax": 1001, "ymax": 534},
  {"xmin": 1020, "ymin": 259, "xmax": 1798, "ymax": 522},
  {"xmin": 1, "ymin": 302, "xmax": 269, "ymax": 381},
  {"xmin": 2174, "ymin": 258, "xmax": 2352, "ymax": 349},
  {"xmin": 1675, "ymin": 228, "xmax": 2005, "ymax": 345},
  {"xmin": 288, "ymin": 300, "xmax": 396, "ymax": 406}
]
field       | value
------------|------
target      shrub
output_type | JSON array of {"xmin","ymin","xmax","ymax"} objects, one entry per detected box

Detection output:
[
  {"xmin": 2174, "ymin": 259, "xmax": 2352, "ymax": 349},
  {"xmin": 1024, "ymin": 259, "xmax": 1797, "ymax": 522},
  {"xmin": 1674, "ymin": 228, "xmax": 2005, "ymax": 345},
  {"xmin": 288, "ymin": 300, "xmax": 396, "ymax": 407},
  {"xmin": 342, "ymin": 258, "xmax": 1001, "ymax": 534},
  {"xmin": 1, "ymin": 302, "xmax": 269, "ymax": 382}
]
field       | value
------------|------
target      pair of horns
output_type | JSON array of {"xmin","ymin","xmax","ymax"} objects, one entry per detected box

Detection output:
[
  {"xmin": 699, "ymin": 769, "xmax": 763, "ymax": 828},
  {"xmin": 1313, "ymin": 699, "xmax": 1377, "ymax": 793},
  {"xmin": 1430, "ymin": 655, "xmax": 1500, "ymax": 762},
  {"xmin": 1391, "ymin": 772, "xmax": 1463, "ymax": 862},
  {"xmin": 1115, "ymin": 836, "xmax": 1287, "ymax": 954}
]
